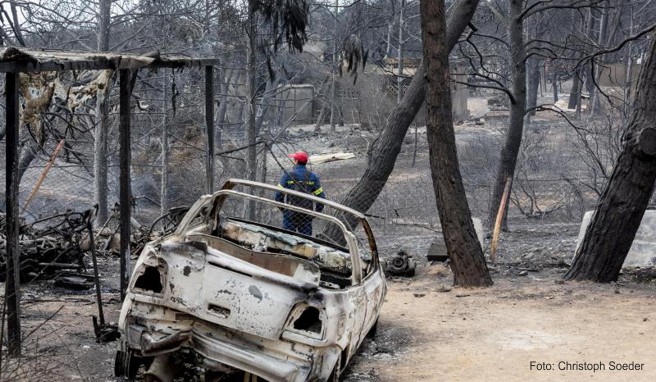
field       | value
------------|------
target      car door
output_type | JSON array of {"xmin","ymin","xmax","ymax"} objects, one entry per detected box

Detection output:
[{"xmin": 357, "ymin": 255, "xmax": 385, "ymax": 346}]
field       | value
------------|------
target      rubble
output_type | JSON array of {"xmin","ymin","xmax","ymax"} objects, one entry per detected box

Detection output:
[
  {"xmin": 0, "ymin": 205, "xmax": 191, "ymax": 285},
  {"xmin": 0, "ymin": 210, "xmax": 91, "ymax": 282}
]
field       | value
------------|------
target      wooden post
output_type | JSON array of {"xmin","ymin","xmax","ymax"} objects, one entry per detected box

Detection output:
[
  {"xmin": 491, "ymin": 177, "xmax": 512, "ymax": 263},
  {"xmin": 205, "ymin": 65, "xmax": 215, "ymax": 194},
  {"xmin": 119, "ymin": 69, "xmax": 132, "ymax": 301},
  {"xmin": 5, "ymin": 71, "xmax": 21, "ymax": 356}
]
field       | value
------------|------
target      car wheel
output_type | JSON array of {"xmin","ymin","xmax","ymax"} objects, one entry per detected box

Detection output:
[
  {"xmin": 114, "ymin": 351, "xmax": 125, "ymax": 377},
  {"xmin": 115, "ymin": 349, "xmax": 141, "ymax": 379},
  {"xmin": 366, "ymin": 318, "xmax": 379, "ymax": 339}
]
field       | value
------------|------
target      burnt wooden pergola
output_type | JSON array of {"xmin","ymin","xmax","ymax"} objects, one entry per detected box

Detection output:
[{"xmin": 0, "ymin": 47, "xmax": 220, "ymax": 356}]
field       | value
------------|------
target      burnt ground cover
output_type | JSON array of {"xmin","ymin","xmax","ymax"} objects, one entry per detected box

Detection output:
[
  {"xmin": 4, "ymin": 222, "xmax": 656, "ymax": 382},
  {"xmin": 3, "ymin": 106, "xmax": 656, "ymax": 381}
]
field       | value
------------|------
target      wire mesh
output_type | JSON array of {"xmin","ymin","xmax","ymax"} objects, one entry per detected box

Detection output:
[
  {"xmin": 0, "ymin": 67, "xmax": 617, "ymax": 273},
  {"xmin": 0, "ymin": 63, "xmax": 641, "ymax": 381}
]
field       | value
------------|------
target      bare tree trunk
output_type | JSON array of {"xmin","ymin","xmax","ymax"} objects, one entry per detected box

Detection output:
[
  {"xmin": 255, "ymin": 71, "xmax": 286, "ymax": 134},
  {"xmin": 589, "ymin": 1, "xmax": 609, "ymax": 118},
  {"xmin": 329, "ymin": 75, "xmax": 337, "ymax": 131},
  {"xmin": 94, "ymin": 76, "xmax": 111, "ymax": 224},
  {"xmin": 236, "ymin": 100, "xmax": 245, "ymax": 130},
  {"xmin": 313, "ymin": 76, "xmax": 332, "ymax": 130},
  {"xmin": 486, "ymin": 0, "xmax": 526, "ymax": 230},
  {"xmin": 540, "ymin": 61, "xmax": 545, "ymax": 97},
  {"xmin": 161, "ymin": 70, "xmax": 170, "ymax": 217},
  {"xmin": 214, "ymin": 66, "xmax": 224, "ymax": 149},
  {"xmin": 421, "ymin": 0, "xmax": 491, "ymax": 287},
  {"xmin": 623, "ymin": 5, "xmax": 635, "ymax": 122},
  {"xmin": 315, "ymin": 100, "xmax": 327, "ymax": 128},
  {"xmin": 526, "ymin": 56, "xmax": 540, "ymax": 115},
  {"xmin": 97, "ymin": 0, "xmax": 110, "ymax": 50},
  {"xmin": 570, "ymin": 9, "xmax": 586, "ymax": 114},
  {"xmin": 332, "ymin": 0, "xmax": 480, "ymax": 221},
  {"xmin": 551, "ymin": 69, "xmax": 558, "ymax": 103},
  {"xmin": 565, "ymin": 34, "xmax": 656, "ymax": 282},
  {"xmin": 329, "ymin": 0, "xmax": 339, "ymax": 133},
  {"xmin": 576, "ymin": 82, "xmax": 582, "ymax": 117},
  {"xmin": 568, "ymin": 71, "xmax": 580, "ymax": 109},
  {"xmin": 246, "ymin": 1, "xmax": 257, "ymax": 219},
  {"xmin": 94, "ymin": 0, "xmax": 112, "ymax": 224},
  {"xmin": 386, "ymin": 23, "xmax": 393, "ymax": 58},
  {"xmin": 8, "ymin": 0, "xmax": 26, "ymax": 46},
  {"xmin": 218, "ymin": 69, "xmax": 236, "ymax": 141},
  {"xmin": 397, "ymin": 0, "xmax": 405, "ymax": 104},
  {"xmin": 17, "ymin": 138, "xmax": 39, "ymax": 187},
  {"xmin": 583, "ymin": 9, "xmax": 596, "ymax": 98}
]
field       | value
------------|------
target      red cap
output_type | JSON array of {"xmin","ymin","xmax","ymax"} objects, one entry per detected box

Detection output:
[{"xmin": 288, "ymin": 151, "xmax": 309, "ymax": 164}]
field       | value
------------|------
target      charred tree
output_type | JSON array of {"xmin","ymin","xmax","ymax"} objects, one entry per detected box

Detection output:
[
  {"xmin": 569, "ymin": 9, "xmax": 587, "ymax": 110},
  {"xmin": 94, "ymin": 0, "xmax": 112, "ymax": 224},
  {"xmin": 526, "ymin": 56, "xmax": 540, "ymax": 116},
  {"xmin": 421, "ymin": 0, "xmax": 492, "ymax": 287},
  {"xmin": 568, "ymin": 71, "xmax": 581, "ymax": 109},
  {"xmin": 334, "ymin": 0, "xmax": 480, "ymax": 218},
  {"xmin": 552, "ymin": 69, "xmax": 558, "ymax": 103},
  {"xmin": 589, "ymin": 2, "xmax": 609, "ymax": 118},
  {"xmin": 245, "ymin": 0, "xmax": 258, "ymax": 220},
  {"xmin": 564, "ymin": 34, "xmax": 656, "ymax": 283},
  {"xmin": 161, "ymin": 70, "xmax": 170, "ymax": 217},
  {"xmin": 486, "ymin": 0, "xmax": 526, "ymax": 230}
]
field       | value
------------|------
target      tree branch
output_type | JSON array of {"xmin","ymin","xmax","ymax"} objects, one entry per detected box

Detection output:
[{"xmin": 520, "ymin": 0, "xmax": 606, "ymax": 21}]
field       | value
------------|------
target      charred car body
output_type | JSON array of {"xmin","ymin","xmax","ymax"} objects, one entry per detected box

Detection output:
[{"xmin": 115, "ymin": 179, "xmax": 386, "ymax": 381}]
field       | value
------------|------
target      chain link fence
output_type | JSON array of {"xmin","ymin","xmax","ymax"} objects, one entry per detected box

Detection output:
[
  {"xmin": 0, "ymin": 67, "xmax": 619, "ymax": 279},
  {"xmin": 1, "ymin": 67, "xmax": 638, "ymax": 381}
]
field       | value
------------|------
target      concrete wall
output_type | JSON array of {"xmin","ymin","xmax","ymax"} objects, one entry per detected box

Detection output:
[{"xmin": 598, "ymin": 63, "xmax": 642, "ymax": 88}]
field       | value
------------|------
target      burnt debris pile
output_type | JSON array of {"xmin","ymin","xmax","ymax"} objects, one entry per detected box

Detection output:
[{"xmin": 0, "ymin": 210, "xmax": 90, "ymax": 282}]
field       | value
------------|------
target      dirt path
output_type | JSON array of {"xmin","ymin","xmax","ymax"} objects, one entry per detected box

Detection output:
[
  {"xmin": 347, "ymin": 265, "xmax": 656, "ymax": 382},
  {"xmin": 4, "ymin": 264, "xmax": 656, "ymax": 381}
]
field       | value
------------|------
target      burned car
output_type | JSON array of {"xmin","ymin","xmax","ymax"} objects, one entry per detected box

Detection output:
[{"xmin": 115, "ymin": 179, "xmax": 386, "ymax": 381}]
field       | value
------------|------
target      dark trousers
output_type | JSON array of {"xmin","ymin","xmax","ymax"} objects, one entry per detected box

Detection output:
[{"xmin": 282, "ymin": 211, "xmax": 313, "ymax": 236}]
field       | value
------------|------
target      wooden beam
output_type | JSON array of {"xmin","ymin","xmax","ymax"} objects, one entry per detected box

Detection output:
[
  {"xmin": 4, "ymin": 71, "xmax": 21, "ymax": 356},
  {"xmin": 0, "ymin": 48, "xmax": 222, "ymax": 73},
  {"xmin": 119, "ymin": 69, "xmax": 132, "ymax": 301},
  {"xmin": 205, "ymin": 65, "xmax": 215, "ymax": 193}
]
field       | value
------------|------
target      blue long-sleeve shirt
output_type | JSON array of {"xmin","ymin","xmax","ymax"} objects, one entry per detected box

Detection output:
[{"xmin": 275, "ymin": 164, "xmax": 326, "ymax": 211}]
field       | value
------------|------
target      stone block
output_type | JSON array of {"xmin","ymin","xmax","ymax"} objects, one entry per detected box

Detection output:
[
  {"xmin": 576, "ymin": 210, "xmax": 656, "ymax": 266},
  {"xmin": 427, "ymin": 218, "xmax": 485, "ymax": 262}
]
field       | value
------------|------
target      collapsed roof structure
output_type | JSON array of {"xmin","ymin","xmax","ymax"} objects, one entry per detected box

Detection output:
[{"xmin": 0, "ymin": 47, "xmax": 220, "ymax": 356}]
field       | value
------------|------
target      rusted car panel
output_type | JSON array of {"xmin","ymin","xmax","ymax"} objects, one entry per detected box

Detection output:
[{"xmin": 116, "ymin": 179, "xmax": 386, "ymax": 381}]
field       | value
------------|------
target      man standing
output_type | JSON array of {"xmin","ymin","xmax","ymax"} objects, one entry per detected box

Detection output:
[{"xmin": 275, "ymin": 151, "xmax": 326, "ymax": 236}]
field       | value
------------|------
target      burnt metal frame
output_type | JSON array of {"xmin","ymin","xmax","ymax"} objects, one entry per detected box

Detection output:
[{"xmin": 1, "ymin": 49, "xmax": 219, "ymax": 356}]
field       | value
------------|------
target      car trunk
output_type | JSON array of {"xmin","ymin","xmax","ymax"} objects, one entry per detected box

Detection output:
[{"xmin": 161, "ymin": 240, "xmax": 319, "ymax": 340}]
